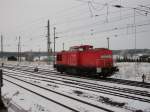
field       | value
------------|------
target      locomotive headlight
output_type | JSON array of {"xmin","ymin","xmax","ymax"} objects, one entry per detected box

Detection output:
[{"xmin": 97, "ymin": 68, "xmax": 101, "ymax": 73}]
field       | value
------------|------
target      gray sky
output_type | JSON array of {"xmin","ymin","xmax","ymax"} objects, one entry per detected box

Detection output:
[{"xmin": 0, "ymin": 0, "xmax": 150, "ymax": 52}]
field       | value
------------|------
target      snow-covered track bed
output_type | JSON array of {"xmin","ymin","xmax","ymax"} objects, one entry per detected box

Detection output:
[
  {"xmin": 101, "ymin": 78, "xmax": 150, "ymax": 88},
  {"xmin": 3, "ymin": 69, "xmax": 150, "ymax": 104},
  {"xmin": 4, "ymin": 78, "xmax": 79, "ymax": 112},
  {"xmin": 3, "ymin": 64, "xmax": 150, "ymax": 89},
  {"xmin": 35, "ymin": 70, "xmax": 150, "ymax": 88},
  {"xmin": 3, "ymin": 71, "xmax": 123, "ymax": 112}
]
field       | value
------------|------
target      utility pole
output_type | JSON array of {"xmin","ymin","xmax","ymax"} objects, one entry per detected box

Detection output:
[
  {"xmin": 53, "ymin": 27, "xmax": 56, "ymax": 66},
  {"xmin": 19, "ymin": 36, "xmax": 21, "ymax": 62},
  {"xmin": 1, "ymin": 35, "xmax": 3, "ymax": 53},
  {"xmin": 53, "ymin": 27, "xmax": 60, "ymax": 66},
  {"xmin": 62, "ymin": 43, "xmax": 64, "ymax": 51},
  {"xmin": 107, "ymin": 37, "xmax": 110, "ymax": 49},
  {"xmin": 47, "ymin": 20, "xmax": 51, "ymax": 64},
  {"xmin": 17, "ymin": 37, "xmax": 19, "ymax": 62},
  {"xmin": 133, "ymin": 8, "xmax": 136, "ymax": 50},
  {"xmin": 113, "ymin": 4, "xmax": 149, "ymax": 53},
  {"xmin": 54, "ymin": 27, "xmax": 56, "ymax": 60},
  {"xmin": 18, "ymin": 36, "xmax": 21, "ymax": 62},
  {"xmin": 1, "ymin": 35, "xmax": 3, "ymax": 61},
  {"xmin": 38, "ymin": 48, "xmax": 41, "ymax": 61},
  {"xmin": 106, "ymin": 3, "xmax": 109, "ymax": 22}
]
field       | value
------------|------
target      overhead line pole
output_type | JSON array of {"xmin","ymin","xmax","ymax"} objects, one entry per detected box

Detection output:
[
  {"xmin": 17, "ymin": 37, "xmax": 19, "ymax": 62},
  {"xmin": 106, "ymin": 3, "xmax": 109, "ymax": 22},
  {"xmin": 107, "ymin": 37, "xmax": 110, "ymax": 49},
  {"xmin": 18, "ymin": 36, "xmax": 21, "ymax": 62},
  {"xmin": 53, "ymin": 27, "xmax": 56, "ymax": 66},
  {"xmin": 19, "ymin": 36, "xmax": 21, "ymax": 62},
  {"xmin": 63, "ymin": 43, "xmax": 64, "ymax": 51},
  {"xmin": 113, "ymin": 4, "xmax": 149, "ymax": 53},
  {"xmin": 1, "ymin": 35, "xmax": 3, "ymax": 53},
  {"xmin": 1, "ymin": 35, "xmax": 3, "ymax": 62},
  {"xmin": 133, "ymin": 8, "xmax": 137, "ymax": 50},
  {"xmin": 47, "ymin": 20, "xmax": 51, "ymax": 64}
]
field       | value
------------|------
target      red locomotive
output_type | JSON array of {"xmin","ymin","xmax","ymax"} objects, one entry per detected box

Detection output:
[{"xmin": 55, "ymin": 45, "xmax": 118, "ymax": 77}]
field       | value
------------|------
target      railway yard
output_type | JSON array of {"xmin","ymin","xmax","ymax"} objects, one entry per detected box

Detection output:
[
  {"xmin": 0, "ymin": 62, "xmax": 150, "ymax": 112},
  {"xmin": 0, "ymin": 0, "xmax": 150, "ymax": 112}
]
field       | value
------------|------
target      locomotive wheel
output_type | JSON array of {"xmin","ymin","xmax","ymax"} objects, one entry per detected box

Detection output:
[{"xmin": 56, "ymin": 66, "xmax": 64, "ymax": 74}]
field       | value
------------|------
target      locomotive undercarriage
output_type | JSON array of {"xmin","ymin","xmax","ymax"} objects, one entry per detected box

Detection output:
[{"xmin": 54, "ymin": 64, "xmax": 118, "ymax": 77}]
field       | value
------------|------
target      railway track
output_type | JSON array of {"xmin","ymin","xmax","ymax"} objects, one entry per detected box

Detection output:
[
  {"xmin": 3, "ymin": 64, "xmax": 150, "ymax": 89},
  {"xmin": 4, "ymin": 79, "xmax": 78, "ymax": 112},
  {"xmin": 3, "ymin": 72, "xmax": 120, "ymax": 112},
  {"xmin": 3, "ymin": 68, "xmax": 150, "ymax": 104},
  {"xmin": 2, "ymin": 65, "xmax": 150, "ymax": 95}
]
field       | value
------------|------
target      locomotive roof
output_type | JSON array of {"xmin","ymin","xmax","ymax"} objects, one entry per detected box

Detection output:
[
  {"xmin": 70, "ymin": 45, "xmax": 93, "ymax": 49},
  {"xmin": 57, "ymin": 45, "xmax": 110, "ymax": 53}
]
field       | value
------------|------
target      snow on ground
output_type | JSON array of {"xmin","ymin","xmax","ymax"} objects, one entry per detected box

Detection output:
[
  {"xmin": 4, "ymin": 61, "xmax": 53, "ymax": 70},
  {"xmin": 4, "ymin": 61, "xmax": 150, "ymax": 82},
  {"xmin": 4, "ymin": 75, "xmax": 124, "ymax": 112},
  {"xmin": 1, "ymin": 61, "xmax": 150, "ymax": 112},
  {"xmin": 40, "ymin": 78, "xmax": 150, "ymax": 112},
  {"xmin": 112, "ymin": 62, "xmax": 150, "ymax": 83},
  {"xmin": 2, "ymin": 69, "xmax": 150, "ymax": 112},
  {"xmin": 2, "ymin": 81, "xmax": 72, "ymax": 112}
]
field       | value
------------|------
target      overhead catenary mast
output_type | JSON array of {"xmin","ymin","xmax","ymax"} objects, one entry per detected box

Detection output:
[
  {"xmin": 17, "ymin": 36, "xmax": 21, "ymax": 62},
  {"xmin": 1, "ymin": 35, "xmax": 3, "ymax": 54},
  {"xmin": 107, "ymin": 37, "xmax": 110, "ymax": 49},
  {"xmin": 47, "ymin": 20, "xmax": 51, "ymax": 64},
  {"xmin": 1, "ymin": 35, "xmax": 3, "ymax": 61}
]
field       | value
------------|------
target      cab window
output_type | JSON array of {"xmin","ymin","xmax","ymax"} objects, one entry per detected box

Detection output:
[{"xmin": 57, "ymin": 54, "xmax": 62, "ymax": 61}]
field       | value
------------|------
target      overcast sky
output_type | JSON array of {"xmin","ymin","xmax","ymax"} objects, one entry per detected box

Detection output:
[{"xmin": 0, "ymin": 0, "xmax": 150, "ymax": 52}]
